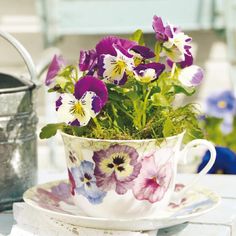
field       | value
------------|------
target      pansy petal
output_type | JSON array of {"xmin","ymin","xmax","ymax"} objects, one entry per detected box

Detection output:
[
  {"xmin": 79, "ymin": 49, "xmax": 97, "ymax": 72},
  {"xmin": 179, "ymin": 65, "xmax": 203, "ymax": 87},
  {"xmin": 130, "ymin": 45, "xmax": 155, "ymax": 59},
  {"xmin": 96, "ymin": 36, "xmax": 136, "ymax": 56},
  {"xmin": 56, "ymin": 94, "xmax": 78, "ymax": 124},
  {"xmin": 134, "ymin": 62, "xmax": 165, "ymax": 83},
  {"xmin": 80, "ymin": 91, "xmax": 103, "ymax": 117},
  {"xmin": 74, "ymin": 76, "xmax": 108, "ymax": 106},
  {"xmin": 55, "ymin": 96, "xmax": 62, "ymax": 111},
  {"xmin": 45, "ymin": 55, "xmax": 65, "ymax": 86}
]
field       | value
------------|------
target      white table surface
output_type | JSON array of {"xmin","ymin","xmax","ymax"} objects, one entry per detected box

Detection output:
[{"xmin": 0, "ymin": 172, "xmax": 236, "ymax": 236}]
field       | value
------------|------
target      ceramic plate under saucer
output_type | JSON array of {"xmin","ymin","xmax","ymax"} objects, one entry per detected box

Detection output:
[{"xmin": 23, "ymin": 180, "xmax": 220, "ymax": 231}]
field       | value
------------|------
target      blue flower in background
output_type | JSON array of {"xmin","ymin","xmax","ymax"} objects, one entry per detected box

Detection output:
[
  {"xmin": 198, "ymin": 146, "xmax": 236, "ymax": 174},
  {"xmin": 71, "ymin": 161, "xmax": 106, "ymax": 204},
  {"xmin": 206, "ymin": 91, "xmax": 236, "ymax": 134}
]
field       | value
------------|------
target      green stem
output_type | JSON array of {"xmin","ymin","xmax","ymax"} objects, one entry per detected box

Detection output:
[
  {"xmin": 142, "ymin": 88, "xmax": 151, "ymax": 128},
  {"xmin": 170, "ymin": 63, "xmax": 176, "ymax": 78},
  {"xmin": 93, "ymin": 117, "xmax": 102, "ymax": 130}
]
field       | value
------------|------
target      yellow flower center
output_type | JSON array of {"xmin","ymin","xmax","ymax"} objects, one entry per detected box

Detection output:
[
  {"xmin": 71, "ymin": 102, "xmax": 85, "ymax": 116},
  {"xmin": 112, "ymin": 60, "xmax": 127, "ymax": 77},
  {"xmin": 217, "ymin": 100, "xmax": 227, "ymax": 109}
]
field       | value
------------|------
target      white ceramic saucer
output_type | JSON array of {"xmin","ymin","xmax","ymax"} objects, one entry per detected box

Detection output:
[{"xmin": 23, "ymin": 180, "xmax": 220, "ymax": 231}]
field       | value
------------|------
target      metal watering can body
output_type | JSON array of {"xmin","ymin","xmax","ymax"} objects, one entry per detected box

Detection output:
[{"xmin": 0, "ymin": 31, "xmax": 38, "ymax": 211}]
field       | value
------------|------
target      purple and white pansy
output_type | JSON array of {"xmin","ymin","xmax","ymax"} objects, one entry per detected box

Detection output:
[
  {"xmin": 56, "ymin": 76, "xmax": 108, "ymax": 126},
  {"xmin": 134, "ymin": 62, "xmax": 165, "ymax": 83},
  {"xmin": 152, "ymin": 15, "xmax": 193, "ymax": 67}
]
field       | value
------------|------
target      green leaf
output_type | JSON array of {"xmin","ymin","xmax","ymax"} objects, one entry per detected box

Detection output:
[
  {"xmin": 173, "ymin": 85, "xmax": 195, "ymax": 96},
  {"xmin": 39, "ymin": 123, "xmax": 65, "ymax": 139},
  {"xmin": 130, "ymin": 29, "xmax": 145, "ymax": 45},
  {"xmin": 151, "ymin": 93, "xmax": 170, "ymax": 106}
]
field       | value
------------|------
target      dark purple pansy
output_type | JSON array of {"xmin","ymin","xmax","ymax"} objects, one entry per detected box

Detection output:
[
  {"xmin": 152, "ymin": 15, "xmax": 173, "ymax": 42},
  {"xmin": 96, "ymin": 36, "xmax": 136, "ymax": 56},
  {"xmin": 74, "ymin": 75, "xmax": 108, "ymax": 107},
  {"xmin": 134, "ymin": 62, "xmax": 165, "ymax": 83},
  {"xmin": 79, "ymin": 49, "xmax": 97, "ymax": 74},
  {"xmin": 130, "ymin": 45, "xmax": 155, "ymax": 59},
  {"xmin": 45, "ymin": 55, "xmax": 66, "ymax": 86}
]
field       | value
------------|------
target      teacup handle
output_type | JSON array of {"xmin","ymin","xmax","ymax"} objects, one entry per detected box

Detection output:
[{"xmin": 171, "ymin": 139, "xmax": 216, "ymax": 203}]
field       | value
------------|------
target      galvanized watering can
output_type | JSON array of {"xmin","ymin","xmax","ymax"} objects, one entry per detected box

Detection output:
[{"xmin": 0, "ymin": 31, "xmax": 38, "ymax": 211}]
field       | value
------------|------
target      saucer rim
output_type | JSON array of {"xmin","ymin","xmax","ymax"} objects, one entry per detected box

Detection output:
[{"xmin": 23, "ymin": 179, "xmax": 221, "ymax": 223}]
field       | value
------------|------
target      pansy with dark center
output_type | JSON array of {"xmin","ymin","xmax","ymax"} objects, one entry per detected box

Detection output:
[
  {"xmin": 92, "ymin": 144, "xmax": 142, "ymax": 194},
  {"xmin": 70, "ymin": 160, "xmax": 106, "ymax": 204}
]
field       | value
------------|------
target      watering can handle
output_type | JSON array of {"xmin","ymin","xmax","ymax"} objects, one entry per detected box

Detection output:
[{"xmin": 0, "ymin": 31, "xmax": 37, "ymax": 83}]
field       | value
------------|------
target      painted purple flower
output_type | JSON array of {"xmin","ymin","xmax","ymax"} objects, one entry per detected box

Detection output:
[
  {"xmin": 45, "ymin": 55, "xmax": 66, "ymax": 86},
  {"xmin": 56, "ymin": 76, "xmax": 108, "ymax": 126},
  {"xmin": 79, "ymin": 49, "xmax": 97, "ymax": 74},
  {"xmin": 70, "ymin": 161, "xmax": 106, "ymax": 204},
  {"xmin": 178, "ymin": 65, "xmax": 203, "ymax": 87},
  {"xmin": 132, "ymin": 148, "xmax": 174, "ymax": 203},
  {"xmin": 92, "ymin": 144, "xmax": 142, "ymax": 195},
  {"xmin": 153, "ymin": 16, "xmax": 192, "ymax": 63},
  {"xmin": 68, "ymin": 169, "xmax": 76, "ymax": 196},
  {"xmin": 134, "ymin": 62, "xmax": 165, "ymax": 83},
  {"xmin": 206, "ymin": 91, "xmax": 236, "ymax": 134},
  {"xmin": 96, "ymin": 36, "xmax": 136, "ymax": 85}
]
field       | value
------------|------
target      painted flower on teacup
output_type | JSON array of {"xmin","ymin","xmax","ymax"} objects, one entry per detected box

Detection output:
[
  {"xmin": 92, "ymin": 144, "xmax": 142, "ymax": 194},
  {"xmin": 67, "ymin": 144, "xmax": 175, "ymax": 204},
  {"xmin": 132, "ymin": 148, "xmax": 173, "ymax": 203},
  {"xmin": 70, "ymin": 161, "xmax": 106, "ymax": 204}
]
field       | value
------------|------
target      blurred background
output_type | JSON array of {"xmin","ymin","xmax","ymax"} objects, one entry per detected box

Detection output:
[{"xmin": 0, "ymin": 0, "xmax": 235, "ymax": 175}]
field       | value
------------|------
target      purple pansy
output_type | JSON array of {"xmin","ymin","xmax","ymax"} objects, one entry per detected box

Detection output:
[
  {"xmin": 70, "ymin": 161, "xmax": 106, "ymax": 204},
  {"xmin": 45, "ymin": 55, "xmax": 66, "ymax": 87},
  {"xmin": 56, "ymin": 76, "xmax": 108, "ymax": 126},
  {"xmin": 96, "ymin": 36, "xmax": 136, "ymax": 56},
  {"xmin": 74, "ymin": 75, "xmax": 108, "ymax": 107},
  {"xmin": 178, "ymin": 65, "xmax": 203, "ymax": 87},
  {"xmin": 134, "ymin": 62, "xmax": 165, "ymax": 83},
  {"xmin": 79, "ymin": 49, "xmax": 97, "ymax": 74},
  {"xmin": 96, "ymin": 36, "xmax": 136, "ymax": 85},
  {"xmin": 92, "ymin": 144, "xmax": 142, "ymax": 195},
  {"xmin": 152, "ymin": 16, "xmax": 192, "ymax": 64},
  {"xmin": 206, "ymin": 91, "xmax": 236, "ymax": 134}
]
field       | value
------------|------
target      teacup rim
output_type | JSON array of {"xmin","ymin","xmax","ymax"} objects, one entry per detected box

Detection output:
[{"xmin": 60, "ymin": 130, "xmax": 186, "ymax": 143}]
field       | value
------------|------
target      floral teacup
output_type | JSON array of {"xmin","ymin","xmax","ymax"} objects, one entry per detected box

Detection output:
[{"xmin": 61, "ymin": 132, "xmax": 216, "ymax": 219}]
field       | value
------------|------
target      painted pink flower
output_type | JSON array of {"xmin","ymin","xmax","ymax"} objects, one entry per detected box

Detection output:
[
  {"xmin": 132, "ymin": 148, "xmax": 174, "ymax": 203},
  {"xmin": 93, "ymin": 144, "xmax": 142, "ymax": 194}
]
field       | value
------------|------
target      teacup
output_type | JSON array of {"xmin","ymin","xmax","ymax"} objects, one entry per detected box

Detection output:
[{"xmin": 61, "ymin": 131, "xmax": 216, "ymax": 219}]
